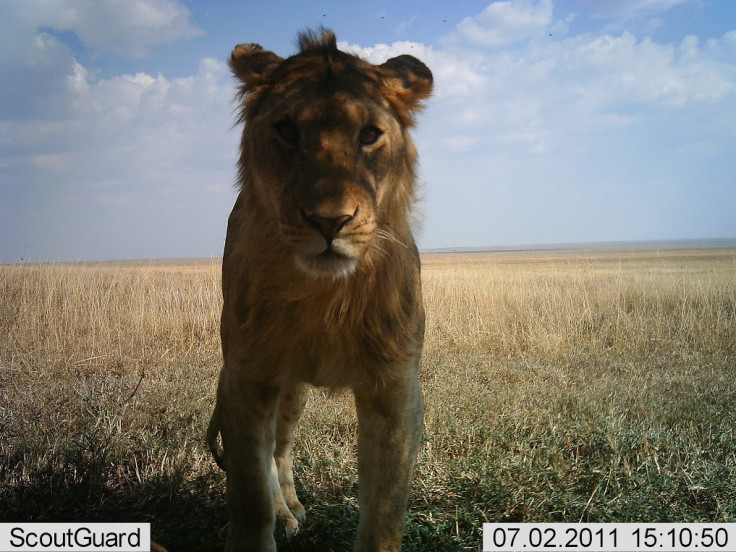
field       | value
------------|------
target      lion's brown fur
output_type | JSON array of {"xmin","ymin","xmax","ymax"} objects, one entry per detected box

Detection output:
[
  {"xmin": 221, "ymin": 193, "xmax": 424, "ymax": 388},
  {"xmin": 209, "ymin": 29, "xmax": 432, "ymax": 551}
]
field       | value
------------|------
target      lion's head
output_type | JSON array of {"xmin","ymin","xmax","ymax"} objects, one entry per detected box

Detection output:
[{"xmin": 230, "ymin": 29, "xmax": 432, "ymax": 278}]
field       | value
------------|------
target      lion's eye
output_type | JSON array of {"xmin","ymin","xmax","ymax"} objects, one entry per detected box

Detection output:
[
  {"xmin": 274, "ymin": 121, "xmax": 300, "ymax": 146},
  {"xmin": 358, "ymin": 125, "xmax": 383, "ymax": 146}
]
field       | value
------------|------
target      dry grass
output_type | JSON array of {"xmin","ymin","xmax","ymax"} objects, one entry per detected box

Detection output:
[{"xmin": 1, "ymin": 247, "xmax": 735, "ymax": 550}]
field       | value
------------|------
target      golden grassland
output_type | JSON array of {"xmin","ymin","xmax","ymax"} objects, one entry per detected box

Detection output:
[{"xmin": 1, "ymin": 246, "xmax": 735, "ymax": 550}]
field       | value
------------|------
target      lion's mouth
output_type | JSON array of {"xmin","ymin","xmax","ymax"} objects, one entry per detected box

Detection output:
[
  {"xmin": 318, "ymin": 246, "xmax": 349, "ymax": 261},
  {"xmin": 295, "ymin": 245, "xmax": 359, "ymax": 278}
]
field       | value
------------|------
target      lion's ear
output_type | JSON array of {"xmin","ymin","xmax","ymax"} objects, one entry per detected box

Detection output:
[
  {"xmin": 380, "ymin": 55, "xmax": 433, "ymax": 123},
  {"xmin": 230, "ymin": 43, "xmax": 283, "ymax": 87}
]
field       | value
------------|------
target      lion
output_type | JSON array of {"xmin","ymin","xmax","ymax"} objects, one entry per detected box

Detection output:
[{"xmin": 206, "ymin": 29, "xmax": 432, "ymax": 551}]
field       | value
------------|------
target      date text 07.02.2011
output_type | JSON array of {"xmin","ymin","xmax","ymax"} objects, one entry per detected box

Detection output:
[{"xmin": 483, "ymin": 523, "xmax": 736, "ymax": 552}]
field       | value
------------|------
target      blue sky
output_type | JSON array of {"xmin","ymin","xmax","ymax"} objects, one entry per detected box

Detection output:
[{"xmin": 1, "ymin": 0, "xmax": 735, "ymax": 262}]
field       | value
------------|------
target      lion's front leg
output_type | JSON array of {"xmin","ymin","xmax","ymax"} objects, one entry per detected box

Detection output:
[
  {"xmin": 219, "ymin": 370, "xmax": 279, "ymax": 552},
  {"xmin": 353, "ymin": 371, "xmax": 424, "ymax": 552},
  {"xmin": 274, "ymin": 383, "xmax": 308, "ymax": 527}
]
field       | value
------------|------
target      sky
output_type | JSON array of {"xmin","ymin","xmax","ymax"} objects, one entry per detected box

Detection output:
[{"xmin": 1, "ymin": 0, "xmax": 735, "ymax": 263}]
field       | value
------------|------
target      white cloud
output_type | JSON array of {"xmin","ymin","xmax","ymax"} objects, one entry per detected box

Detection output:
[
  {"xmin": 584, "ymin": 0, "xmax": 694, "ymax": 36},
  {"xmin": 705, "ymin": 30, "xmax": 736, "ymax": 63},
  {"xmin": 588, "ymin": 0, "xmax": 692, "ymax": 21},
  {"xmin": 396, "ymin": 15, "xmax": 420, "ymax": 35},
  {"xmin": 560, "ymin": 32, "xmax": 735, "ymax": 108},
  {"xmin": 73, "ymin": 0, "xmax": 202, "ymax": 56},
  {"xmin": 448, "ymin": 0, "xmax": 553, "ymax": 47},
  {"xmin": 1, "ymin": 0, "xmax": 202, "ymax": 58},
  {"xmin": 0, "ymin": 8, "xmax": 237, "ymax": 260}
]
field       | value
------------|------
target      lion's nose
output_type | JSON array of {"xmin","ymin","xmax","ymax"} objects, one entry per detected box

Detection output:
[{"xmin": 303, "ymin": 207, "xmax": 357, "ymax": 242}]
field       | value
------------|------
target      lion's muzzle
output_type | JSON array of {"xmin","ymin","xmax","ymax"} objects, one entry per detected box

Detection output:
[
  {"xmin": 302, "ymin": 205, "xmax": 358, "ymax": 244},
  {"xmin": 291, "ymin": 204, "xmax": 367, "ymax": 278}
]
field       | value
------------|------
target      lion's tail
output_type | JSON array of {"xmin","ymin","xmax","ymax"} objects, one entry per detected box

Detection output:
[{"xmin": 206, "ymin": 402, "xmax": 226, "ymax": 471}]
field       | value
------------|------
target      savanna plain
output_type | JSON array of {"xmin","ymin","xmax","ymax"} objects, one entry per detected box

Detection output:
[{"xmin": 2, "ymin": 245, "xmax": 735, "ymax": 551}]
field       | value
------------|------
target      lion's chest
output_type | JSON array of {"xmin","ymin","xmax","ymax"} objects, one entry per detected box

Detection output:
[{"xmin": 234, "ymin": 290, "xmax": 382, "ymax": 388}]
